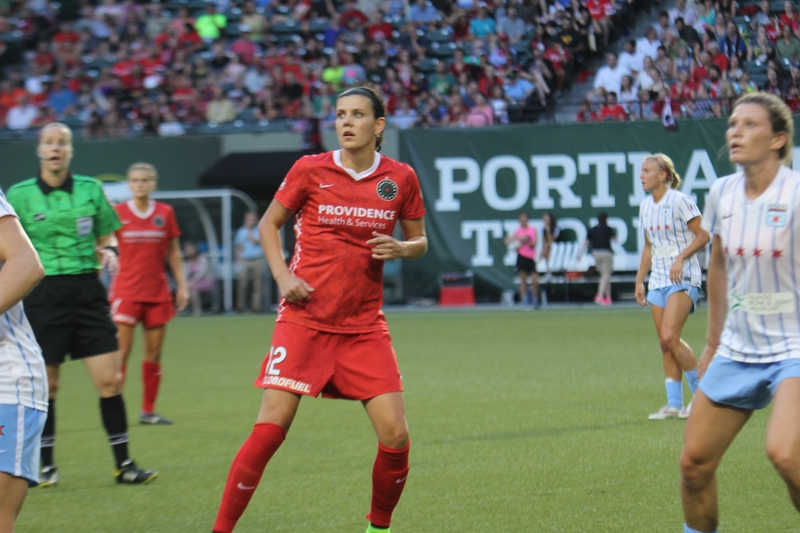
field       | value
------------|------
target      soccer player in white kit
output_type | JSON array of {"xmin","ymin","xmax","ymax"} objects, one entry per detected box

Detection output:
[
  {"xmin": 635, "ymin": 154, "xmax": 710, "ymax": 420},
  {"xmin": 680, "ymin": 93, "xmax": 800, "ymax": 533},
  {"xmin": 0, "ymin": 188, "xmax": 47, "ymax": 533}
]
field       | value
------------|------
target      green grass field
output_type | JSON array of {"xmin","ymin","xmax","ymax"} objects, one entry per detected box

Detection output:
[{"xmin": 16, "ymin": 307, "xmax": 799, "ymax": 532}]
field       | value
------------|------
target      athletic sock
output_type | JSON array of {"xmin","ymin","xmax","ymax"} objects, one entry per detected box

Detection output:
[
  {"xmin": 213, "ymin": 423, "xmax": 286, "ymax": 533},
  {"xmin": 41, "ymin": 398, "xmax": 55, "ymax": 467},
  {"xmin": 526, "ymin": 287, "xmax": 533, "ymax": 304},
  {"xmin": 685, "ymin": 369, "xmax": 699, "ymax": 395},
  {"xmin": 142, "ymin": 362, "xmax": 162, "ymax": 414},
  {"xmin": 684, "ymin": 524, "xmax": 717, "ymax": 533},
  {"xmin": 665, "ymin": 379, "xmax": 683, "ymax": 409},
  {"xmin": 367, "ymin": 441, "xmax": 410, "ymax": 528},
  {"xmin": 100, "ymin": 395, "xmax": 130, "ymax": 469}
]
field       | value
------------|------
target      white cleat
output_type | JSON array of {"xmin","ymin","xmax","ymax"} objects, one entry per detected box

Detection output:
[{"xmin": 648, "ymin": 405, "xmax": 682, "ymax": 420}]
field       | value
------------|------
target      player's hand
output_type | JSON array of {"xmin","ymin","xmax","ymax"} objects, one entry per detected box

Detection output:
[
  {"xmin": 98, "ymin": 247, "xmax": 119, "ymax": 276},
  {"xmin": 175, "ymin": 284, "xmax": 190, "ymax": 312},
  {"xmin": 634, "ymin": 282, "xmax": 647, "ymax": 307},
  {"xmin": 367, "ymin": 232, "xmax": 406, "ymax": 260},
  {"xmin": 697, "ymin": 345, "xmax": 716, "ymax": 379},
  {"xmin": 669, "ymin": 258, "xmax": 684, "ymax": 284},
  {"xmin": 277, "ymin": 274, "xmax": 314, "ymax": 303}
]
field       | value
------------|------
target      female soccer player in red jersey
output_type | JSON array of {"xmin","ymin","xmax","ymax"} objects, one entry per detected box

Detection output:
[
  {"xmin": 110, "ymin": 163, "xmax": 189, "ymax": 425},
  {"xmin": 212, "ymin": 86, "xmax": 427, "ymax": 533}
]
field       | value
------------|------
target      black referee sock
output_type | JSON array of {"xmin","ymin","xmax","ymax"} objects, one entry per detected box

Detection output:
[
  {"xmin": 41, "ymin": 398, "xmax": 56, "ymax": 467},
  {"xmin": 100, "ymin": 395, "xmax": 130, "ymax": 469}
]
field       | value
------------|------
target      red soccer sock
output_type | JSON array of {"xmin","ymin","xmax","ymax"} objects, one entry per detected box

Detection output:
[
  {"xmin": 367, "ymin": 441, "xmax": 410, "ymax": 528},
  {"xmin": 213, "ymin": 423, "xmax": 286, "ymax": 533},
  {"xmin": 141, "ymin": 362, "xmax": 161, "ymax": 414}
]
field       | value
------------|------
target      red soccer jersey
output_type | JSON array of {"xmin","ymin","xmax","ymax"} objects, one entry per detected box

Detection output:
[
  {"xmin": 111, "ymin": 201, "xmax": 181, "ymax": 303},
  {"xmin": 274, "ymin": 151, "xmax": 426, "ymax": 333}
]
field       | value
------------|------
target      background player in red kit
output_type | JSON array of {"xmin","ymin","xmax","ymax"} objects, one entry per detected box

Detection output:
[
  {"xmin": 110, "ymin": 163, "xmax": 188, "ymax": 425},
  {"xmin": 212, "ymin": 86, "xmax": 427, "ymax": 533}
]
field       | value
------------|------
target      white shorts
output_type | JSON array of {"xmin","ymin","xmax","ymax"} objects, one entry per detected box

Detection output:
[{"xmin": 0, "ymin": 403, "xmax": 47, "ymax": 486}]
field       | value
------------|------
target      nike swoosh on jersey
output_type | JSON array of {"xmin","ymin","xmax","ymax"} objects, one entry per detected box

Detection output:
[
  {"xmin": 237, "ymin": 482, "xmax": 256, "ymax": 490},
  {"xmin": 320, "ymin": 184, "xmax": 335, "ymax": 188}
]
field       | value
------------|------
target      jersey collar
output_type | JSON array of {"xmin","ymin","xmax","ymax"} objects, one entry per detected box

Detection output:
[
  {"xmin": 333, "ymin": 150, "xmax": 381, "ymax": 181},
  {"xmin": 127, "ymin": 199, "xmax": 156, "ymax": 219},
  {"xmin": 37, "ymin": 173, "xmax": 74, "ymax": 195}
]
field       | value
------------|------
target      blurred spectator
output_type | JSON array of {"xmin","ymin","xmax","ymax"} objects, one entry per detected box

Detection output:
[
  {"xmin": 408, "ymin": 0, "xmax": 439, "ymax": 24},
  {"xmin": 637, "ymin": 26, "xmax": 660, "ymax": 60},
  {"xmin": 655, "ymin": 11, "xmax": 676, "ymax": 40},
  {"xmin": 6, "ymin": 95, "xmax": 39, "ymax": 130},
  {"xmin": 669, "ymin": 0, "xmax": 698, "ymax": 27},
  {"xmin": 490, "ymin": 85, "xmax": 509, "ymax": 123},
  {"xmin": 674, "ymin": 17, "xmax": 702, "ymax": 54},
  {"xmin": 391, "ymin": 97, "xmax": 420, "ymax": 129},
  {"xmin": 776, "ymin": 24, "xmax": 800, "ymax": 63},
  {"xmin": 158, "ymin": 111, "xmax": 186, "ymax": 136},
  {"xmin": 184, "ymin": 242, "xmax": 215, "ymax": 316},
  {"xmin": 195, "ymin": 4, "xmax": 227, "ymax": 42},
  {"xmin": 470, "ymin": 3, "xmax": 497, "ymax": 39},
  {"xmin": 206, "ymin": 86, "xmax": 237, "ymax": 123},
  {"xmin": 234, "ymin": 211, "xmax": 265, "ymax": 313},
  {"xmin": 576, "ymin": 99, "xmax": 599, "ymax": 121},
  {"xmin": 600, "ymin": 91, "xmax": 628, "ymax": 120},
  {"xmin": 628, "ymin": 89, "xmax": 655, "ymax": 119},
  {"xmin": 464, "ymin": 92, "xmax": 494, "ymax": 126},
  {"xmin": 497, "ymin": 6, "xmax": 526, "ymax": 43},
  {"xmin": 593, "ymin": 52, "xmax": 626, "ymax": 97},
  {"xmin": 619, "ymin": 39, "xmax": 645, "ymax": 76}
]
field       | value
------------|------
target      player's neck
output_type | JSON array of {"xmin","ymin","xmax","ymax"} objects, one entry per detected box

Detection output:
[
  {"xmin": 743, "ymin": 158, "xmax": 781, "ymax": 200},
  {"xmin": 340, "ymin": 147, "xmax": 376, "ymax": 174},
  {"xmin": 133, "ymin": 197, "xmax": 151, "ymax": 213},
  {"xmin": 40, "ymin": 167, "xmax": 69, "ymax": 187},
  {"xmin": 651, "ymin": 184, "xmax": 668, "ymax": 203}
]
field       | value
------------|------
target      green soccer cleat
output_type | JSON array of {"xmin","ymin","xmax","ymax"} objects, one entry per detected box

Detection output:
[{"xmin": 365, "ymin": 525, "xmax": 391, "ymax": 533}]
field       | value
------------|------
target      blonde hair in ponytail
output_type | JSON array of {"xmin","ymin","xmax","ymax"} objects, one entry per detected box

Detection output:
[{"xmin": 646, "ymin": 153, "xmax": 682, "ymax": 189}]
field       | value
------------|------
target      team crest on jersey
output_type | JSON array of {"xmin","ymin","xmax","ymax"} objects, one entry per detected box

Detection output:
[
  {"xmin": 377, "ymin": 178, "xmax": 398, "ymax": 201},
  {"xmin": 766, "ymin": 204, "xmax": 788, "ymax": 227},
  {"xmin": 661, "ymin": 206, "xmax": 671, "ymax": 217},
  {"xmin": 153, "ymin": 215, "xmax": 165, "ymax": 228}
]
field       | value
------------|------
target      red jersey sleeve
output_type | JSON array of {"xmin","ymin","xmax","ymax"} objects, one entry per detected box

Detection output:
[
  {"xmin": 166, "ymin": 205, "xmax": 181, "ymax": 240},
  {"xmin": 400, "ymin": 164, "xmax": 426, "ymax": 220},
  {"xmin": 275, "ymin": 157, "xmax": 310, "ymax": 211}
]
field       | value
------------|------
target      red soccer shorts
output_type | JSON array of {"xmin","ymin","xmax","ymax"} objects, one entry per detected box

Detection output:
[
  {"xmin": 254, "ymin": 321, "xmax": 403, "ymax": 400},
  {"xmin": 111, "ymin": 297, "xmax": 176, "ymax": 329}
]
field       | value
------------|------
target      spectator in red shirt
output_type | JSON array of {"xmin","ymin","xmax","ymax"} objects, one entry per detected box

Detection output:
[
  {"xmin": 544, "ymin": 41, "xmax": 569, "ymax": 91},
  {"xmin": 707, "ymin": 41, "xmax": 729, "ymax": 73},
  {"xmin": 600, "ymin": 91, "xmax": 628, "ymax": 121},
  {"xmin": 230, "ymin": 26, "xmax": 258, "ymax": 65},
  {"xmin": 53, "ymin": 21, "xmax": 80, "ymax": 50},
  {"xmin": 780, "ymin": 0, "xmax": 800, "ymax": 30},
  {"xmin": 576, "ymin": 99, "xmax": 599, "ymax": 122},
  {"xmin": 340, "ymin": 0, "xmax": 369, "ymax": 26},
  {"xmin": 32, "ymin": 42, "xmax": 56, "ymax": 75},
  {"xmin": 691, "ymin": 50, "xmax": 711, "ymax": 84}
]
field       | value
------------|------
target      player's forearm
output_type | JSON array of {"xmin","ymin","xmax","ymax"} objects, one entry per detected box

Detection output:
[
  {"xmin": 677, "ymin": 229, "xmax": 711, "ymax": 263},
  {"xmin": 0, "ymin": 252, "xmax": 44, "ymax": 315},
  {"xmin": 96, "ymin": 233, "xmax": 118, "ymax": 248},
  {"xmin": 401, "ymin": 236, "xmax": 428, "ymax": 260},
  {"xmin": 636, "ymin": 246, "xmax": 652, "ymax": 284},
  {"xmin": 261, "ymin": 222, "xmax": 292, "ymax": 282},
  {"xmin": 705, "ymin": 240, "xmax": 728, "ymax": 348},
  {"xmin": 168, "ymin": 247, "xmax": 188, "ymax": 289}
]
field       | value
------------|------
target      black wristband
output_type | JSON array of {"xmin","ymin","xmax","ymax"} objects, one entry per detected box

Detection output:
[{"xmin": 104, "ymin": 246, "xmax": 119, "ymax": 256}]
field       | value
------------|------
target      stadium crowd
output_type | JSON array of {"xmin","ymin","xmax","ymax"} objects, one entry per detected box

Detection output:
[
  {"xmin": 3, "ymin": 0, "xmax": 796, "ymax": 135},
  {"xmin": 0, "ymin": 0, "xmax": 649, "ymax": 137},
  {"xmin": 579, "ymin": 0, "xmax": 800, "ymax": 122}
]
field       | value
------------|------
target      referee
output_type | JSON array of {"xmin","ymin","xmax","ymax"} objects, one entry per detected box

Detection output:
[{"xmin": 6, "ymin": 123, "xmax": 157, "ymax": 486}]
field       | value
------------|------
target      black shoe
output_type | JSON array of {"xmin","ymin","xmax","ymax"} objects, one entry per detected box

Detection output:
[
  {"xmin": 39, "ymin": 465, "xmax": 59, "ymax": 487},
  {"xmin": 139, "ymin": 412, "xmax": 173, "ymax": 425},
  {"xmin": 115, "ymin": 460, "xmax": 158, "ymax": 484}
]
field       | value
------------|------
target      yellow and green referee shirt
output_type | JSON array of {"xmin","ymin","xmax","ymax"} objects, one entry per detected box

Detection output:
[{"xmin": 6, "ymin": 174, "xmax": 121, "ymax": 276}]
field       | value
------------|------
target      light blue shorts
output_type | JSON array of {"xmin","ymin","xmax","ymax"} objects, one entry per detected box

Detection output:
[
  {"xmin": 0, "ymin": 404, "xmax": 46, "ymax": 487},
  {"xmin": 647, "ymin": 284, "xmax": 701, "ymax": 314},
  {"xmin": 699, "ymin": 356, "xmax": 800, "ymax": 410}
]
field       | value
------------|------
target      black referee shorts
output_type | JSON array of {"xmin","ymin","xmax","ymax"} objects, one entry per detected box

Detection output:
[{"xmin": 24, "ymin": 274, "xmax": 119, "ymax": 365}]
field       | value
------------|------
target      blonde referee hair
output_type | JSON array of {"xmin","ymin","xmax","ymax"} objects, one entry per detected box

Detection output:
[
  {"xmin": 645, "ymin": 153, "xmax": 682, "ymax": 190},
  {"xmin": 39, "ymin": 122, "xmax": 73, "ymax": 144},
  {"xmin": 127, "ymin": 162, "xmax": 158, "ymax": 181}
]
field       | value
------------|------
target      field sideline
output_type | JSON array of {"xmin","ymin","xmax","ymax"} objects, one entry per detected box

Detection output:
[{"xmin": 17, "ymin": 308, "xmax": 797, "ymax": 532}]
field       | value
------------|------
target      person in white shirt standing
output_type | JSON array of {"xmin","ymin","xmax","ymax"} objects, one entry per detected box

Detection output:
[
  {"xmin": 0, "ymin": 188, "xmax": 47, "ymax": 533},
  {"xmin": 635, "ymin": 154, "xmax": 709, "ymax": 420},
  {"xmin": 680, "ymin": 93, "xmax": 800, "ymax": 533}
]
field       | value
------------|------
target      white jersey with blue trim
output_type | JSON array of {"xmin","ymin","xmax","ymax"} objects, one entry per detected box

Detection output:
[
  {"xmin": 640, "ymin": 188, "xmax": 703, "ymax": 290},
  {"xmin": 702, "ymin": 166, "xmax": 800, "ymax": 363},
  {"xmin": 0, "ymin": 188, "xmax": 48, "ymax": 411}
]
